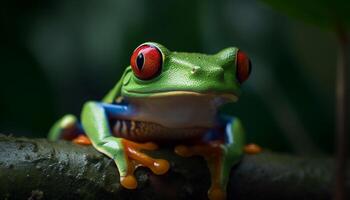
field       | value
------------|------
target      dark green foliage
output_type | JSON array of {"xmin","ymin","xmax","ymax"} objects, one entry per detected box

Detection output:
[{"xmin": 261, "ymin": 0, "xmax": 350, "ymax": 29}]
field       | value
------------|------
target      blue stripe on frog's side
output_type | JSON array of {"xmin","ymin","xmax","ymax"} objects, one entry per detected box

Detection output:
[
  {"xmin": 202, "ymin": 114, "xmax": 238, "ymax": 144},
  {"xmin": 220, "ymin": 114, "xmax": 237, "ymax": 144},
  {"xmin": 100, "ymin": 102, "xmax": 136, "ymax": 119}
]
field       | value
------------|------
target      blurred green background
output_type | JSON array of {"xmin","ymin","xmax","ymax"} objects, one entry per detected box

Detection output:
[{"xmin": 0, "ymin": 0, "xmax": 345, "ymax": 155}]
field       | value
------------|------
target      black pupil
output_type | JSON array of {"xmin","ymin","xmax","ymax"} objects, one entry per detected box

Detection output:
[
  {"xmin": 136, "ymin": 53, "xmax": 144, "ymax": 71},
  {"xmin": 248, "ymin": 59, "xmax": 252, "ymax": 76}
]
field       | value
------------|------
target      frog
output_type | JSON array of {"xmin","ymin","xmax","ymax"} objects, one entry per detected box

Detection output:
[{"xmin": 48, "ymin": 42, "xmax": 259, "ymax": 200}]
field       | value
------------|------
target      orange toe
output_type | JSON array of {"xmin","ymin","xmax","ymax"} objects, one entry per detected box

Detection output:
[
  {"xmin": 119, "ymin": 139, "xmax": 170, "ymax": 189},
  {"xmin": 209, "ymin": 186, "xmax": 226, "ymax": 200},
  {"xmin": 72, "ymin": 135, "xmax": 92, "ymax": 145},
  {"xmin": 150, "ymin": 159, "xmax": 170, "ymax": 175},
  {"xmin": 120, "ymin": 174, "xmax": 138, "ymax": 189},
  {"xmin": 244, "ymin": 143, "xmax": 262, "ymax": 154}
]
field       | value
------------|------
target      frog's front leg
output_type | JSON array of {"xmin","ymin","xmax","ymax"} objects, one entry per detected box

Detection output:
[
  {"xmin": 81, "ymin": 101, "xmax": 169, "ymax": 189},
  {"xmin": 175, "ymin": 116, "xmax": 246, "ymax": 200}
]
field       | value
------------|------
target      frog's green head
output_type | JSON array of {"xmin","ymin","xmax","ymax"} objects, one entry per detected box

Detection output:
[{"xmin": 121, "ymin": 42, "xmax": 251, "ymax": 104}]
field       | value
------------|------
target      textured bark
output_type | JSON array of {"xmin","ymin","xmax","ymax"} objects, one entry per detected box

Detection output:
[{"xmin": 0, "ymin": 135, "xmax": 347, "ymax": 200}]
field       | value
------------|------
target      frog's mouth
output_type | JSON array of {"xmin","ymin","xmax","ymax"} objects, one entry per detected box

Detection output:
[
  {"xmin": 146, "ymin": 91, "xmax": 237, "ymax": 100},
  {"xmin": 124, "ymin": 90, "xmax": 238, "ymax": 102},
  {"xmin": 123, "ymin": 91, "xmax": 237, "ymax": 128}
]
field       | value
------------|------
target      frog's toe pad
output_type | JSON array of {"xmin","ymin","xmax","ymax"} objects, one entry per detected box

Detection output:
[
  {"xmin": 209, "ymin": 186, "xmax": 226, "ymax": 200},
  {"xmin": 72, "ymin": 135, "xmax": 92, "ymax": 145},
  {"xmin": 120, "ymin": 175, "xmax": 138, "ymax": 189},
  {"xmin": 151, "ymin": 159, "xmax": 170, "ymax": 175}
]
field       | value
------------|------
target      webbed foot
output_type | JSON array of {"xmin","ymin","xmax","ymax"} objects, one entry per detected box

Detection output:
[{"xmin": 120, "ymin": 139, "xmax": 170, "ymax": 189}]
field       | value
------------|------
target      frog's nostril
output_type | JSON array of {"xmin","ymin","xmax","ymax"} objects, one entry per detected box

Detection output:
[{"xmin": 191, "ymin": 66, "xmax": 200, "ymax": 74}]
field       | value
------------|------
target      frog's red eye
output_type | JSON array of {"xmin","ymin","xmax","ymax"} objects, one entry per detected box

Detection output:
[
  {"xmin": 130, "ymin": 45, "xmax": 162, "ymax": 80},
  {"xmin": 236, "ymin": 50, "xmax": 252, "ymax": 84}
]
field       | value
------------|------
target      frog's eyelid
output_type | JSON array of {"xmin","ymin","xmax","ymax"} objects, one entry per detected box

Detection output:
[
  {"xmin": 139, "ymin": 42, "xmax": 168, "ymax": 56},
  {"xmin": 135, "ymin": 43, "xmax": 165, "ymax": 61}
]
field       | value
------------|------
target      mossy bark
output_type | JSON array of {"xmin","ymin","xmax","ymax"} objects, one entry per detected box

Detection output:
[{"xmin": 0, "ymin": 135, "xmax": 347, "ymax": 200}]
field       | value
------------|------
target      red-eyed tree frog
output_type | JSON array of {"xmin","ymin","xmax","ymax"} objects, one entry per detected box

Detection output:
[{"xmin": 48, "ymin": 42, "xmax": 260, "ymax": 200}]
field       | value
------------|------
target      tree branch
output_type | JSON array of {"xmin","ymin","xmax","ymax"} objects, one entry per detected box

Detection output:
[{"xmin": 0, "ymin": 135, "xmax": 347, "ymax": 200}]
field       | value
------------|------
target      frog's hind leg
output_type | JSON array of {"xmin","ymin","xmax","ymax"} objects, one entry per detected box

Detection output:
[
  {"xmin": 48, "ymin": 114, "xmax": 90, "ymax": 145},
  {"xmin": 175, "ymin": 117, "xmax": 247, "ymax": 200},
  {"xmin": 175, "ymin": 141, "xmax": 227, "ymax": 200}
]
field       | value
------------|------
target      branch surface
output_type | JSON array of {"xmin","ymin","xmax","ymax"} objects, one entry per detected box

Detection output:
[{"xmin": 0, "ymin": 135, "xmax": 346, "ymax": 200}]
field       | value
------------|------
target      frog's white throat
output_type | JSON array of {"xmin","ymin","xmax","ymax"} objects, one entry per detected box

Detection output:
[{"xmin": 124, "ymin": 91, "xmax": 237, "ymax": 128}]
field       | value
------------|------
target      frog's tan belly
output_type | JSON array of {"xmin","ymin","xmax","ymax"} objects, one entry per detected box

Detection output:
[{"xmin": 112, "ymin": 119, "xmax": 208, "ymax": 142}]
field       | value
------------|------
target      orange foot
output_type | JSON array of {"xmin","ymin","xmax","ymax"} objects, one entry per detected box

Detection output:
[
  {"xmin": 175, "ymin": 141, "xmax": 226, "ymax": 200},
  {"xmin": 120, "ymin": 139, "xmax": 170, "ymax": 189}
]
